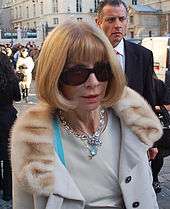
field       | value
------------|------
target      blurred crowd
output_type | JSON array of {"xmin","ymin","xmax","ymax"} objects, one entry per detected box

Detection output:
[
  {"xmin": 0, "ymin": 41, "xmax": 40, "ymax": 69},
  {"xmin": 0, "ymin": 41, "xmax": 40, "ymax": 102}
]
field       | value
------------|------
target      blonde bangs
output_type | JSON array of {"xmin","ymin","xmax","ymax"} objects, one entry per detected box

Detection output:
[{"xmin": 66, "ymin": 31, "xmax": 108, "ymax": 65}]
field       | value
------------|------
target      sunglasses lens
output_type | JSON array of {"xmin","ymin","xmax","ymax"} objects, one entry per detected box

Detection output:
[
  {"xmin": 61, "ymin": 65, "xmax": 89, "ymax": 86},
  {"xmin": 95, "ymin": 63, "xmax": 112, "ymax": 82}
]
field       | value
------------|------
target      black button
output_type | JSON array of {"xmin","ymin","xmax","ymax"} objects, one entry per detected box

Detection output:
[
  {"xmin": 132, "ymin": 202, "xmax": 140, "ymax": 208},
  {"xmin": 125, "ymin": 176, "xmax": 132, "ymax": 183}
]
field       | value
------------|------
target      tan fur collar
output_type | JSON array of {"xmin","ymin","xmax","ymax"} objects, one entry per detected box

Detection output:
[{"xmin": 114, "ymin": 87, "xmax": 163, "ymax": 146}]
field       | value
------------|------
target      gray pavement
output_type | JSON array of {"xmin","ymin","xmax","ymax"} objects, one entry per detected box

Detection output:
[
  {"xmin": 0, "ymin": 82, "xmax": 170, "ymax": 209},
  {"xmin": 157, "ymin": 157, "xmax": 170, "ymax": 209}
]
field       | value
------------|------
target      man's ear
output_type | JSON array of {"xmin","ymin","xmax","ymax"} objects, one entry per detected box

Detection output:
[{"xmin": 95, "ymin": 17, "xmax": 101, "ymax": 27}]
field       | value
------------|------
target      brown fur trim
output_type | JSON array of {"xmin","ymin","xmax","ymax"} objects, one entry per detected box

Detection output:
[
  {"xmin": 11, "ymin": 103, "xmax": 56, "ymax": 195},
  {"xmin": 114, "ymin": 87, "xmax": 163, "ymax": 146}
]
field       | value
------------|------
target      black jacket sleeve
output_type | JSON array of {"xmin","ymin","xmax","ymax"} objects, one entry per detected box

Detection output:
[{"xmin": 13, "ymin": 77, "xmax": 21, "ymax": 102}]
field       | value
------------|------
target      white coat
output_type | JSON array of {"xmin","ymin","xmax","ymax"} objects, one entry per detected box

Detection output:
[
  {"xmin": 16, "ymin": 56, "xmax": 34, "ymax": 89},
  {"xmin": 11, "ymin": 87, "xmax": 162, "ymax": 209}
]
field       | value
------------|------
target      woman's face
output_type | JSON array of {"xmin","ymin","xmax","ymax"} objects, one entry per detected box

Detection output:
[
  {"xmin": 61, "ymin": 62, "xmax": 109, "ymax": 111},
  {"xmin": 21, "ymin": 50, "xmax": 28, "ymax": 58}
]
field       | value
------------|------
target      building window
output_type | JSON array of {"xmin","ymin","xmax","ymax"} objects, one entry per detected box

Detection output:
[
  {"xmin": 132, "ymin": 0, "xmax": 137, "ymax": 5},
  {"xmin": 130, "ymin": 16, "xmax": 134, "ymax": 24},
  {"xmin": 15, "ymin": 7, "xmax": 18, "ymax": 19},
  {"xmin": 130, "ymin": 31, "xmax": 134, "ymax": 38},
  {"xmin": 149, "ymin": 30, "xmax": 152, "ymax": 37},
  {"xmin": 34, "ymin": 21, "xmax": 36, "ymax": 28},
  {"xmin": 94, "ymin": 0, "xmax": 100, "ymax": 11},
  {"xmin": 76, "ymin": 0, "xmax": 82, "ymax": 12},
  {"xmin": 33, "ymin": 4, "xmax": 36, "ymax": 17},
  {"xmin": 52, "ymin": 0, "xmax": 58, "ymax": 13},
  {"xmin": 26, "ymin": 6, "xmax": 29, "ymax": 18},
  {"xmin": 53, "ymin": 18, "xmax": 59, "ymax": 24},
  {"xmin": 77, "ymin": 17, "xmax": 82, "ymax": 21},
  {"xmin": 27, "ymin": 22, "xmax": 30, "ymax": 29},
  {"xmin": 19, "ymin": 6, "xmax": 22, "ymax": 18},
  {"xmin": 10, "ymin": 8, "xmax": 14, "ymax": 20},
  {"xmin": 40, "ymin": 2, "xmax": 44, "ymax": 14}
]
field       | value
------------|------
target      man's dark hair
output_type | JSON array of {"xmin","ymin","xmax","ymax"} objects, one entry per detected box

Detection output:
[{"xmin": 96, "ymin": 0, "xmax": 128, "ymax": 18}]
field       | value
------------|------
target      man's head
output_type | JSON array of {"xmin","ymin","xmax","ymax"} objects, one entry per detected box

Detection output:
[{"xmin": 96, "ymin": 0, "xmax": 128, "ymax": 47}]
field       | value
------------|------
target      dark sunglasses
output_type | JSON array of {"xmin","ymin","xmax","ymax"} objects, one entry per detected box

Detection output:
[{"xmin": 59, "ymin": 62, "xmax": 113, "ymax": 86}]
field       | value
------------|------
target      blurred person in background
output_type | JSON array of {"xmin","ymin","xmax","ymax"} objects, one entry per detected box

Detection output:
[
  {"xmin": 16, "ymin": 47, "xmax": 34, "ymax": 102},
  {"xmin": 151, "ymin": 76, "xmax": 170, "ymax": 193},
  {"xmin": 6, "ymin": 47, "xmax": 15, "ymax": 70},
  {"xmin": 0, "ymin": 52, "xmax": 21, "ymax": 201},
  {"xmin": 13, "ymin": 44, "xmax": 24, "ymax": 68},
  {"xmin": 29, "ymin": 46, "xmax": 40, "ymax": 80},
  {"xmin": 95, "ymin": 0, "xmax": 158, "ymax": 164},
  {"xmin": 0, "ymin": 45, "xmax": 7, "ymax": 55}
]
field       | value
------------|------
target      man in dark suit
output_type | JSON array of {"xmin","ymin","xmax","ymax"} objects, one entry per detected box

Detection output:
[
  {"xmin": 95, "ymin": 0, "xmax": 155, "ymax": 108},
  {"xmin": 96, "ymin": 0, "xmax": 158, "ymax": 171}
]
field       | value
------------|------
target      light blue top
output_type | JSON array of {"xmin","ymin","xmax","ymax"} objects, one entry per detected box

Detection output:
[{"xmin": 53, "ymin": 109, "xmax": 125, "ymax": 209}]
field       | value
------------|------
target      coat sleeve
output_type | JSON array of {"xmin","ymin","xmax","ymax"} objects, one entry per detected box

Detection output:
[
  {"xmin": 143, "ymin": 50, "xmax": 155, "ymax": 108},
  {"xmin": 12, "ymin": 77, "xmax": 21, "ymax": 101}
]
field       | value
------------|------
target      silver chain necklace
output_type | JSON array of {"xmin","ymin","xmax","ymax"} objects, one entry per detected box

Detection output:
[{"xmin": 58, "ymin": 109, "xmax": 106, "ymax": 159}]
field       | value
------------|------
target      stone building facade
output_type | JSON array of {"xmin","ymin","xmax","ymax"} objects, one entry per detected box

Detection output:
[
  {"xmin": 0, "ymin": 0, "xmax": 11, "ymax": 29},
  {"xmin": 127, "ymin": 4, "xmax": 160, "ymax": 39},
  {"xmin": 141, "ymin": 0, "xmax": 170, "ymax": 35},
  {"xmin": 2, "ymin": 0, "xmax": 132, "ymax": 30},
  {"xmin": 3, "ymin": 0, "xmax": 102, "ymax": 30}
]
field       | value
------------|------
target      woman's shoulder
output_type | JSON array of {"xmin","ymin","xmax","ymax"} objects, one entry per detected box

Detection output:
[{"xmin": 11, "ymin": 102, "xmax": 53, "ymax": 143}]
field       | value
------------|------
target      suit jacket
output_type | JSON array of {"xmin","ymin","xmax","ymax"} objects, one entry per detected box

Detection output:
[
  {"xmin": 11, "ymin": 87, "xmax": 162, "ymax": 209},
  {"xmin": 124, "ymin": 40, "xmax": 155, "ymax": 108}
]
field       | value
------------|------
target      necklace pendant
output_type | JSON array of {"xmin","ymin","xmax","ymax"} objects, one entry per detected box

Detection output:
[
  {"xmin": 59, "ymin": 108, "xmax": 105, "ymax": 159},
  {"xmin": 89, "ymin": 145, "xmax": 97, "ymax": 158}
]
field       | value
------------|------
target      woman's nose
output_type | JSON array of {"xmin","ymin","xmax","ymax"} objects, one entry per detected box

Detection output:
[{"xmin": 84, "ymin": 73, "xmax": 99, "ymax": 87}]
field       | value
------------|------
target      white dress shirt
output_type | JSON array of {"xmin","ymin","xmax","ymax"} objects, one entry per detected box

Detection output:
[{"xmin": 114, "ymin": 39, "xmax": 125, "ymax": 71}]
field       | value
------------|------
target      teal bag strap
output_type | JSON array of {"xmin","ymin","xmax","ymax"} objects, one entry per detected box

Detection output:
[{"xmin": 52, "ymin": 118, "xmax": 66, "ymax": 167}]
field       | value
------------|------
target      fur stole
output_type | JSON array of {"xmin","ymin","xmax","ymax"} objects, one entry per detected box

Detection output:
[{"xmin": 114, "ymin": 87, "xmax": 162, "ymax": 146}]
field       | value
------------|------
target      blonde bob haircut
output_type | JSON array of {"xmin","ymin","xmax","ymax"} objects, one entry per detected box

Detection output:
[{"xmin": 36, "ymin": 21, "xmax": 126, "ymax": 110}]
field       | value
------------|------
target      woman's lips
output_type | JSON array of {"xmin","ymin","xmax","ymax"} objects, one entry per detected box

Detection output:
[
  {"xmin": 82, "ymin": 95, "xmax": 99, "ymax": 103},
  {"xmin": 83, "ymin": 95, "xmax": 99, "ymax": 98}
]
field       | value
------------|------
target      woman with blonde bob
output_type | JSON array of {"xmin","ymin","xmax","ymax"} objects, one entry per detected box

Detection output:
[{"xmin": 11, "ymin": 21, "xmax": 162, "ymax": 209}]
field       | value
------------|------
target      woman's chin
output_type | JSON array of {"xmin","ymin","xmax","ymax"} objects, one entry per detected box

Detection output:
[{"xmin": 78, "ymin": 102, "xmax": 101, "ymax": 112}]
